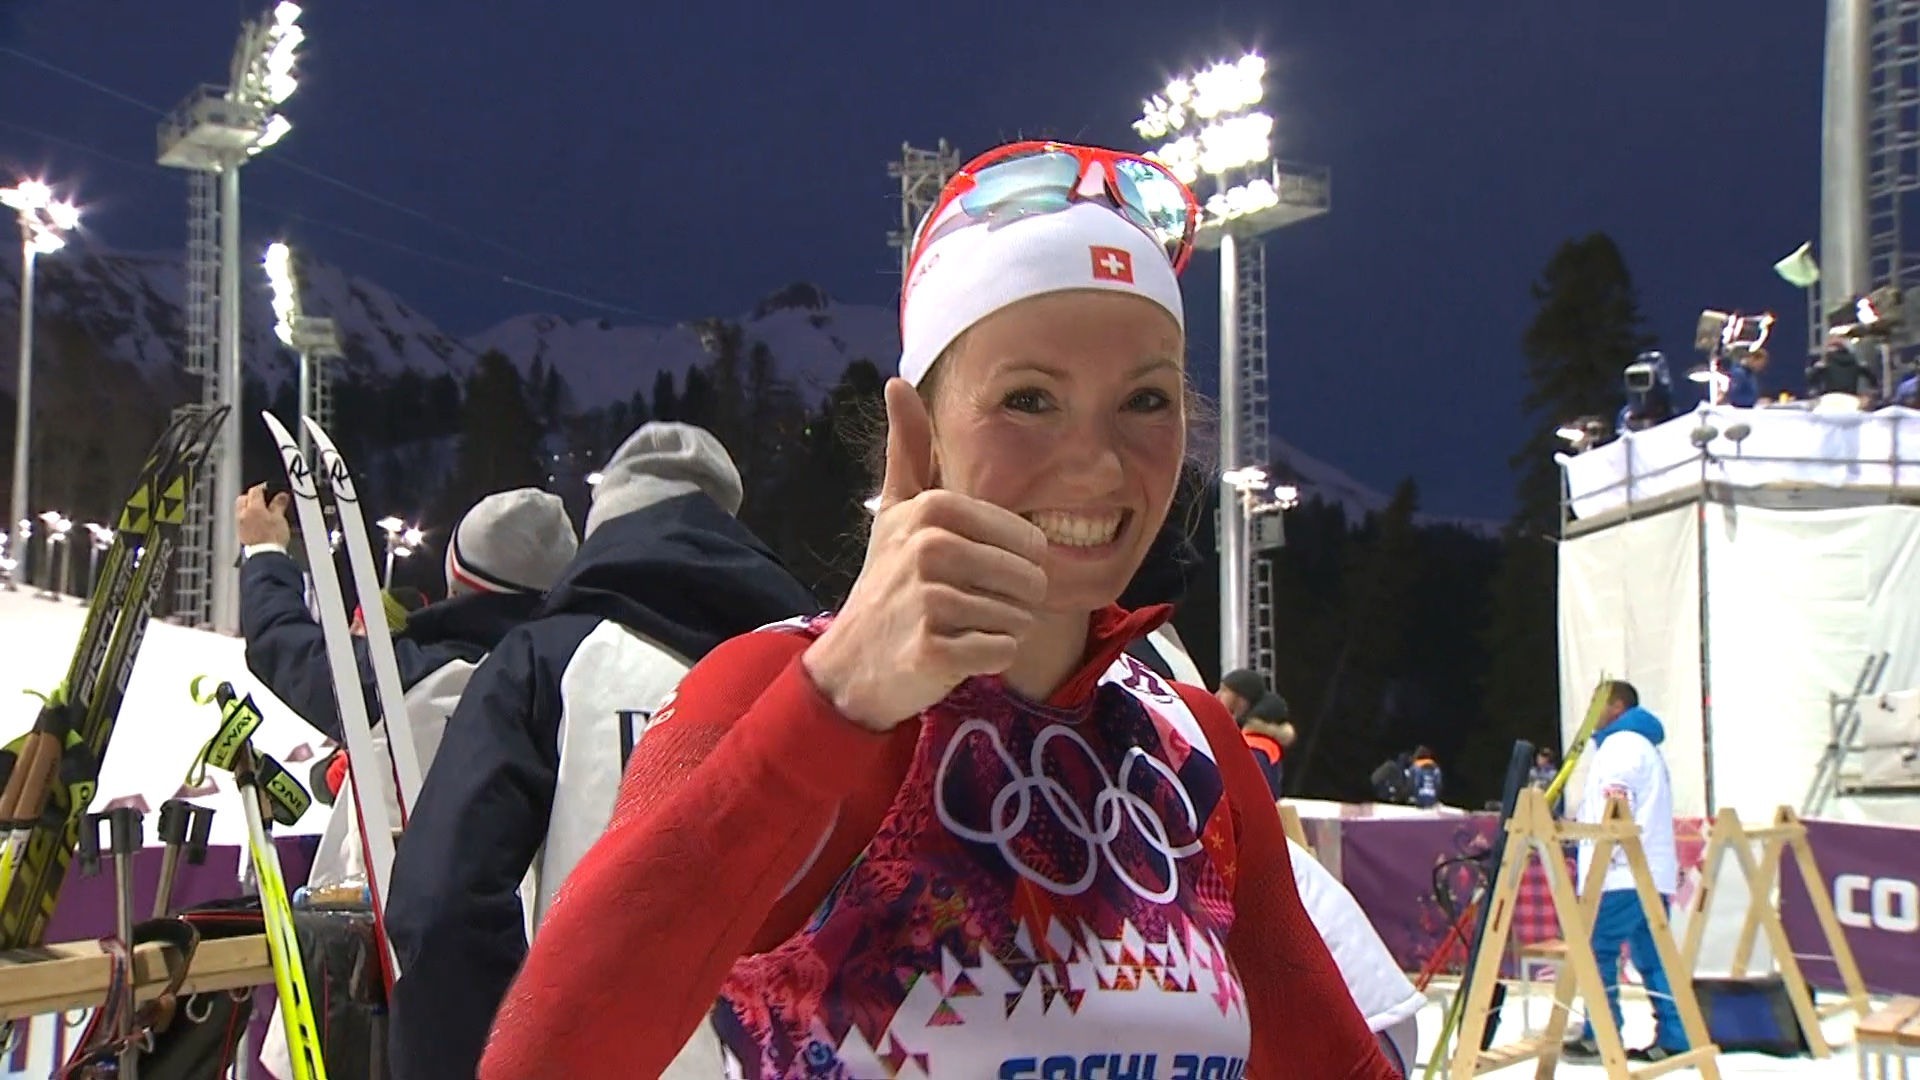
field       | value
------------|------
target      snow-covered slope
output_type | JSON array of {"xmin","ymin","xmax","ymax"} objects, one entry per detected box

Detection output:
[{"xmin": 0, "ymin": 590, "xmax": 333, "ymax": 847}]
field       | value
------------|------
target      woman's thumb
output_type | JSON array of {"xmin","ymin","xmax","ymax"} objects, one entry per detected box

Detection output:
[{"xmin": 878, "ymin": 378, "xmax": 932, "ymax": 508}]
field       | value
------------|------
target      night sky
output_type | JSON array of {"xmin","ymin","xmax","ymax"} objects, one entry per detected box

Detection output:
[{"xmin": 0, "ymin": 0, "xmax": 1822, "ymax": 519}]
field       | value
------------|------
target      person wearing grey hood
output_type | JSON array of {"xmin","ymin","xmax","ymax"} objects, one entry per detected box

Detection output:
[{"xmin": 384, "ymin": 422, "xmax": 819, "ymax": 1080}]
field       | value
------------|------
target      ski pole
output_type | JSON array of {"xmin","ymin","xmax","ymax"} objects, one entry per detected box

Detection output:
[
  {"xmin": 110, "ymin": 806, "xmax": 142, "ymax": 1080},
  {"xmin": 152, "ymin": 800, "xmax": 214, "ymax": 918},
  {"xmin": 80, "ymin": 807, "xmax": 144, "ymax": 1080}
]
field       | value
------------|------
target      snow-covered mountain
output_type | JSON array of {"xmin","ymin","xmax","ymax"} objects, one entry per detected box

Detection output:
[
  {"xmin": 467, "ymin": 282, "xmax": 900, "ymax": 405},
  {"xmin": 1, "ymin": 246, "xmax": 473, "ymax": 391},
  {"xmin": 0, "ymin": 245, "xmax": 1493, "ymax": 531}
]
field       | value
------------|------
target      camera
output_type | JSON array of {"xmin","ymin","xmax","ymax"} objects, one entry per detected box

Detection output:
[{"xmin": 1625, "ymin": 362, "xmax": 1656, "ymax": 394}]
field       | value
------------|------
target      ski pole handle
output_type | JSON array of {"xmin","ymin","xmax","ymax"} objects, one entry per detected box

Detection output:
[
  {"xmin": 0, "ymin": 733, "xmax": 57, "ymax": 828},
  {"xmin": 108, "ymin": 805, "xmax": 142, "ymax": 859},
  {"xmin": 78, "ymin": 811, "xmax": 109, "ymax": 876},
  {"xmin": 153, "ymin": 799, "xmax": 200, "ymax": 918},
  {"xmin": 185, "ymin": 804, "xmax": 214, "ymax": 864}
]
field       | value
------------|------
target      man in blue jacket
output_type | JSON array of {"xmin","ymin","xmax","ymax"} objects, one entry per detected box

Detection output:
[
  {"xmin": 237, "ymin": 483, "xmax": 578, "ymax": 747},
  {"xmin": 384, "ymin": 422, "xmax": 819, "ymax": 1080},
  {"xmin": 1563, "ymin": 680, "xmax": 1687, "ymax": 1064}
]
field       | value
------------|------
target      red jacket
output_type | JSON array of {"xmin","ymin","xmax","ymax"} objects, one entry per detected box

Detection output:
[{"xmin": 482, "ymin": 606, "xmax": 1395, "ymax": 1079}]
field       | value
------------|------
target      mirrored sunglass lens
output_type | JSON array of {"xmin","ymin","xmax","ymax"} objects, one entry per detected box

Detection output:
[
  {"xmin": 1112, "ymin": 159, "xmax": 1191, "ymax": 251},
  {"xmin": 957, "ymin": 151, "xmax": 1080, "ymax": 219}
]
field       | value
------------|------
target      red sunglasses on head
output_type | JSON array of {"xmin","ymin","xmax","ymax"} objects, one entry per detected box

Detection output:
[{"xmin": 906, "ymin": 141, "xmax": 1201, "ymax": 283}]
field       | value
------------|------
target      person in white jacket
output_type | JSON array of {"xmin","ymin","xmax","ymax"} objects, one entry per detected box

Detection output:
[
  {"xmin": 1129, "ymin": 620, "xmax": 1425, "ymax": 1071},
  {"xmin": 1564, "ymin": 679, "xmax": 1688, "ymax": 1064}
]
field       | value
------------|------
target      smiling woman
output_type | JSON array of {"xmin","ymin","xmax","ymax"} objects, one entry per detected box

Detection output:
[{"xmin": 480, "ymin": 141, "xmax": 1400, "ymax": 1080}]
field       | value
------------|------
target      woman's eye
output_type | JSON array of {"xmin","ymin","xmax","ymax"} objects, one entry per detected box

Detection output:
[
  {"xmin": 1003, "ymin": 389, "xmax": 1049, "ymax": 413},
  {"xmin": 1127, "ymin": 388, "xmax": 1174, "ymax": 412}
]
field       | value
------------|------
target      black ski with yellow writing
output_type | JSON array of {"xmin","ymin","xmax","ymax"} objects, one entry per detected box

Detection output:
[{"xmin": 0, "ymin": 405, "xmax": 228, "ymax": 950}]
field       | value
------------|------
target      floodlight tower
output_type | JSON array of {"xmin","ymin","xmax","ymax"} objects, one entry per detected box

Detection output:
[
  {"xmin": 265, "ymin": 240, "xmax": 343, "ymax": 460},
  {"xmin": 1135, "ymin": 54, "xmax": 1331, "ymax": 678},
  {"xmin": 886, "ymin": 141, "xmax": 961, "ymax": 276},
  {"xmin": 156, "ymin": 0, "xmax": 305, "ymax": 631},
  {"xmin": 2, "ymin": 179, "xmax": 80, "ymax": 592}
]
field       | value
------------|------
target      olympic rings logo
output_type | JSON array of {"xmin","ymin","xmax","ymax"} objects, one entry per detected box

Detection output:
[{"xmin": 933, "ymin": 718, "xmax": 1204, "ymax": 904}]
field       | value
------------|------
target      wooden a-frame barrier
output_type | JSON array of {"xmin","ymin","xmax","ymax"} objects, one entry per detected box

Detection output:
[
  {"xmin": 1680, "ymin": 805, "xmax": 1870, "ymax": 1056},
  {"xmin": 1277, "ymin": 802, "xmax": 1315, "ymax": 859},
  {"xmin": 1448, "ymin": 788, "xmax": 1721, "ymax": 1079}
]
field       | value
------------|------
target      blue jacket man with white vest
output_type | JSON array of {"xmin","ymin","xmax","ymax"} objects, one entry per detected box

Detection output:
[{"xmin": 384, "ymin": 422, "xmax": 819, "ymax": 1080}]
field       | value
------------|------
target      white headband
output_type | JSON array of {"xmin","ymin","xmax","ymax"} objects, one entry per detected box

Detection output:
[{"xmin": 898, "ymin": 202, "xmax": 1186, "ymax": 387}]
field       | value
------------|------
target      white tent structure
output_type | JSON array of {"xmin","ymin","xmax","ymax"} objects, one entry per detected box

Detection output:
[
  {"xmin": 1556, "ymin": 404, "xmax": 1920, "ymax": 824},
  {"xmin": 0, "ymin": 589, "xmax": 336, "ymax": 846}
]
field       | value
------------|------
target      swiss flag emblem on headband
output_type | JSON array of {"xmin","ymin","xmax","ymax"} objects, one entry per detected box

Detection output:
[{"xmin": 1090, "ymin": 246, "xmax": 1134, "ymax": 284}]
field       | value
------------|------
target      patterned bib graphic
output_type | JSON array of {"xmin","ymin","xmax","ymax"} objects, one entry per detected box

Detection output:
[{"xmin": 716, "ymin": 628, "xmax": 1250, "ymax": 1078}]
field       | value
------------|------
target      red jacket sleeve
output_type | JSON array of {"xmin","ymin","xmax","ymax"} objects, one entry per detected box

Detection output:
[
  {"xmin": 479, "ymin": 630, "xmax": 914, "ymax": 1080},
  {"xmin": 1176, "ymin": 684, "xmax": 1400, "ymax": 1080}
]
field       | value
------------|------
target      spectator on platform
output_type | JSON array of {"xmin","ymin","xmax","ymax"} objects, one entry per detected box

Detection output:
[
  {"xmin": 1808, "ymin": 338, "xmax": 1880, "ymax": 402},
  {"xmin": 1370, "ymin": 753, "xmax": 1413, "ymax": 805},
  {"xmin": 1529, "ymin": 747, "xmax": 1558, "ymax": 791},
  {"xmin": 1239, "ymin": 692, "xmax": 1294, "ymax": 799},
  {"xmin": 1408, "ymin": 747, "xmax": 1443, "ymax": 808},
  {"xmin": 1618, "ymin": 351, "xmax": 1675, "ymax": 435},
  {"xmin": 1564, "ymin": 680, "xmax": 1688, "ymax": 1064},
  {"xmin": 1894, "ymin": 365, "xmax": 1918, "ymax": 408},
  {"xmin": 1725, "ymin": 348, "xmax": 1766, "ymax": 408},
  {"xmin": 1216, "ymin": 667, "xmax": 1269, "ymax": 722}
]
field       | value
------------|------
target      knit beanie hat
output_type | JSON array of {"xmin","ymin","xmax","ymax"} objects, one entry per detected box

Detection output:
[
  {"xmin": 1219, "ymin": 668, "xmax": 1269, "ymax": 704},
  {"xmin": 584, "ymin": 422, "xmax": 743, "ymax": 539},
  {"xmin": 444, "ymin": 488, "xmax": 579, "ymax": 597},
  {"xmin": 899, "ymin": 199, "xmax": 1185, "ymax": 387}
]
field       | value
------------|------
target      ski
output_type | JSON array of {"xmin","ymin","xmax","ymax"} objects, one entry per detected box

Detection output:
[
  {"xmin": 0, "ymin": 405, "xmax": 227, "ymax": 951},
  {"xmin": 302, "ymin": 416, "xmax": 423, "ymax": 815},
  {"xmin": 191, "ymin": 677, "xmax": 330, "ymax": 1080},
  {"xmin": 260, "ymin": 410, "xmax": 404, "ymax": 984}
]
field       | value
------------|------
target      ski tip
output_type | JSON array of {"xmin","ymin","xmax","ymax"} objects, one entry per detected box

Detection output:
[
  {"xmin": 298, "ymin": 414, "xmax": 334, "ymax": 450},
  {"xmin": 260, "ymin": 411, "xmax": 296, "ymax": 444}
]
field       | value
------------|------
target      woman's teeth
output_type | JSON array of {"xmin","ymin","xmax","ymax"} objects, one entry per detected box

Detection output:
[{"xmin": 1025, "ymin": 510, "xmax": 1124, "ymax": 547}]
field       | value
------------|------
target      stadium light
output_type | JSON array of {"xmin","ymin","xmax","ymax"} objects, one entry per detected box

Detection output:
[
  {"xmin": 157, "ymin": 0, "xmax": 309, "ymax": 632},
  {"xmin": 263, "ymin": 241, "xmax": 341, "ymax": 461},
  {"xmin": 376, "ymin": 515, "xmax": 424, "ymax": 585},
  {"xmin": 3, "ymin": 178, "xmax": 81, "ymax": 592},
  {"xmin": 1135, "ymin": 52, "xmax": 1329, "ymax": 675},
  {"xmin": 35, "ymin": 510, "xmax": 71, "ymax": 599},
  {"xmin": 82, "ymin": 523, "xmax": 112, "ymax": 602}
]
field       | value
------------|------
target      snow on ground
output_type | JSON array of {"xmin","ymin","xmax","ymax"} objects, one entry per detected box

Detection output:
[
  {"xmin": 0, "ymin": 588, "xmax": 336, "ymax": 847},
  {"xmin": 1413, "ymin": 978, "xmax": 1886, "ymax": 1077}
]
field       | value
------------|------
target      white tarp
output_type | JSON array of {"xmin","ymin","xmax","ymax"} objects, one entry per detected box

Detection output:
[
  {"xmin": 0, "ymin": 590, "xmax": 336, "ymax": 846},
  {"xmin": 1559, "ymin": 404, "xmax": 1920, "ymax": 520},
  {"xmin": 1702, "ymin": 504, "xmax": 1920, "ymax": 826},
  {"xmin": 1557, "ymin": 504, "xmax": 1708, "ymax": 816},
  {"xmin": 1559, "ymin": 502, "xmax": 1920, "ymax": 826}
]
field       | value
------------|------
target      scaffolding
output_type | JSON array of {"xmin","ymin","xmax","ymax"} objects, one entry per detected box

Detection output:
[
  {"xmin": 885, "ymin": 141, "xmax": 960, "ymax": 277},
  {"xmin": 1235, "ymin": 241, "xmax": 1276, "ymax": 678},
  {"xmin": 169, "ymin": 169, "xmax": 222, "ymax": 626},
  {"xmin": 1867, "ymin": 0, "xmax": 1920, "ymax": 354}
]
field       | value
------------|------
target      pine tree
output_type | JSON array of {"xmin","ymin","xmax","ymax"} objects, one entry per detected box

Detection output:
[
  {"xmin": 652, "ymin": 370, "xmax": 680, "ymax": 422},
  {"xmin": 1288, "ymin": 481, "xmax": 1422, "ymax": 797},
  {"xmin": 1477, "ymin": 234, "xmax": 1654, "ymax": 788},
  {"xmin": 438, "ymin": 349, "xmax": 547, "ymax": 528},
  {"xmin": 680, "ymin": 367, "xmax": 719, "ymax": 431}
]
